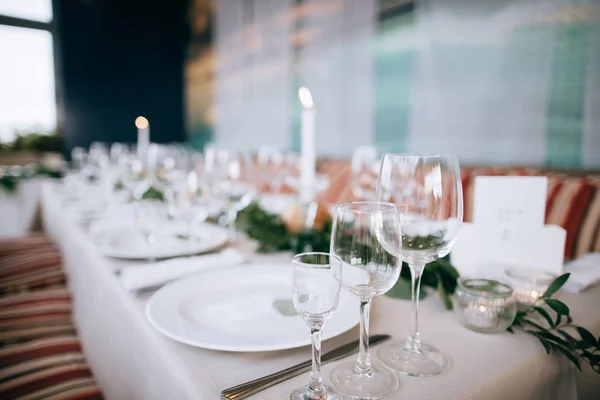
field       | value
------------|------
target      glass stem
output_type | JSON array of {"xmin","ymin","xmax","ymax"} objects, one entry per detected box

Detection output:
[
  {"xmin": 308, "ymin": 326, "xmax": 325, "ymax": 396},
  {"xmin": 188, "ymin": 222, "xmax": 196, "ymax": 257},
  {"xmin": 354, "ymin": 299, "xmax": 373, "ymax": 375},
  {"xmin": 406, "ymin": 264, "xmax": 425, "ymax": 352},
  {"xmin": 227, "ymin": 208, "xmax": 238, "ymax": 241},
  {"xmin": 148, "ymin": 234, "xmax": 156, "ymax": 263}
]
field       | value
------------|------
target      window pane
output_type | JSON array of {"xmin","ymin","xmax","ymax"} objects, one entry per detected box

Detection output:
[
  {"xmin": 0, "ymin": 25, "xmax": 56, "ymax": 142},
  {"xmin": 0, "ymin": 0, "xmax": 52, "ymax": 22}
]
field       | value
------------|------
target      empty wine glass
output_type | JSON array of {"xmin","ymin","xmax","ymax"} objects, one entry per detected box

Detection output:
[
  {"xmin": 172, "ymin": 190, "xmax": 210, "ymax": 255},
  {"xmin": 329, "ymin": 202, "xmax": 402, "ymax": 399},
  {"xmin": 351, "ymin": 146, "xmax": 380, "ymax": 201},
  {"xmin": 110, "ymin": 143, "xmax": 128, "ymax": 166},
  {"xmin": 71, "ymin": 147, "xmax": 87, "ymax": 171},
  {"xmin": 377, "ymin": 153, "xmax": 463, "ymax": 377},
  {"xmin": 134, "ymin": 199, "xmax": 167, "ymax": 262},
  {"xmin": 204, "ymin": 148, "xmax": 256, "ymax": 240},
  {"xmin": 291, "ymin": 252, "xmax": 342, "ymax": 400},
  {"xmin": 257, "ymin": 145, "xmax": 284, "ymax": 192}
]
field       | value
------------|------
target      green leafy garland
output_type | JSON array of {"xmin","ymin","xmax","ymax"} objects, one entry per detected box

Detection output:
[
  {"xmin": 0, "ymin": 166, "xmax": 62, "ymax": 193},
  {"xmin": 510, "ymin": 273, "xmax": 600, "ymax": 374},
  {"xmin": 236, "ymin": 201, "xmax": 600, "ymax": 373}
]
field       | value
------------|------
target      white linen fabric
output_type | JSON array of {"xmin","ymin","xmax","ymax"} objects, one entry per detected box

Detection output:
[
  {"xmin": 41, "ymin": 182, "xmax": 600, "ymax": 400},
  {"xmin": 120, "ymin": 249, "xmax": 246, "ymax": 292},
  {"xmin": 0, "ymin": 178, "xmax": 44, "ymax": 238},
  {"xmin": 563, "ymin": 253, "xmax": 600, "ymax": 293}
]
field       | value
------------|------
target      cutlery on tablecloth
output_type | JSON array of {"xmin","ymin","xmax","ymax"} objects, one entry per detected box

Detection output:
[{"xmin": 220, "ymin": 334, "xmax": 390, "ymax": 400}]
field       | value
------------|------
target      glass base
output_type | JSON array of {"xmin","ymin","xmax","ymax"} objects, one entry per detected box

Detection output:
[
  {"xmin": 378, "ymin": 341, "xmax": 450, "ymax": 377},
  {"xmin": 330, "ymin": 361, "xmax": 399, "ymax": 399},
  {"xmin": 290, "ymin": 384, "xmax": 341, "ymax": 400}
]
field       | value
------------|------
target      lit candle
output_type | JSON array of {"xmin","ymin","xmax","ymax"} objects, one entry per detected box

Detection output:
[
  {"xmin": 135, "ymin": 116, "xmax": 150, "ymax": 161},
  {"xmin": 505, "ymin": 269, "xmax": 553, "ymax": 310},
  {"xmin": 465, "ymin": 303, "xmax": 496, "ymax": 330},
  {"xmin": 298, "ymin": 87, "xmax": 316, "ymax": 203}
]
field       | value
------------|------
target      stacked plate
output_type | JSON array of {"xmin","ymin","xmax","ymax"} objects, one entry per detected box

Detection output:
[{"xmin": 90, "ymin": 219, "xmax": 228, "ymax": 260}]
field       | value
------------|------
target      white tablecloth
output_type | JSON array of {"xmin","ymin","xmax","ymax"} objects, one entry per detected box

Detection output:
[
  {"xmin": 0, "ymin": 178, "xmax": 44, "ymax": 238},
  {"xmin": 41, "ymin": 183, "xmax": 600, "ymax": 400}
]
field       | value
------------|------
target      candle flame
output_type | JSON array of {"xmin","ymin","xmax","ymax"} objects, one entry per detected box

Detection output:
[
  {"xmin": 298, "ymin": 87, "xmax": 314, "ymax": 108},
  {"xmin": 135, "ymin": 116, "xmax": 149, "ymax": 129}
]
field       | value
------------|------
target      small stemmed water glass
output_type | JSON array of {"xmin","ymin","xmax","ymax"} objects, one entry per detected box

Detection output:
[
  {"xmin": 377, "ymin": 153, "xmax": 463, "ymax": 377},
  {"xmin": 291, "ymin": 252, "xmax": 343, "ymax": 400},
  {"xmin": 329, "ymin": 202, "xmax": 402, "ymax": 399},
  {"xmin": 134, "ymin": 199, "xmax": 167, "ymax": 263}
]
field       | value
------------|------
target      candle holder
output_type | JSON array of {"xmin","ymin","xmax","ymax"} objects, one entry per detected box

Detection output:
[
  {"xmin": 451, "ymin": 276, "xmax": 517, "ymax": 333},
  {"xmin": 505, "ymin": 269, "xmax": 555, "ymax": 310}
]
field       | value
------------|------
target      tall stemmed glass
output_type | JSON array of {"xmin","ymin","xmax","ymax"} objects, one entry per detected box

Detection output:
[
  {"xmin": 377, "ymin": 153, "xmax": 463, "ymax": 377},
  {"xmin": 134, "ymin": 199, "xmax": 167, "ymax": 263},
  {"xmin": 205, "ymin": 148, "xmax": 256, "ymax": 240},
  {"xmin": 172, "ymin": 191, "xmax": 210, "ymax": 255},
  {"xmin": 329, "ymin": 202, "xmax": 401, "ymax": 399},
  {"xmin": 351, "ymin": 146, "xmax": 380, "ymax": 201},
  {"xmin": 291, "ymin": 253, "xmax": 343, "ymax": 400}
]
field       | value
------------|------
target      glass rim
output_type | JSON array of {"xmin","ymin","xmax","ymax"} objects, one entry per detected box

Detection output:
[
  {"xmin": 458, "ymin": 276, "xmax": 514, "ymax": 298},
  {"xmin": 292, "ymin": 252, "xmax": 341, "ymax": 269},
  {"xmin": 504, "ymin": 268, "xmax": 556, "ymax": 284},
  {"xmin": 334, "ymin": 201, "xmax": 397, "ymax": 214},
  {"xmin": 381, "ymin": 152, "xmax": 458, "ymax": 159}
]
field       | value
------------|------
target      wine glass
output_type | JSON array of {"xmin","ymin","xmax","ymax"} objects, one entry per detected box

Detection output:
[
  {"xmin": 329, "ymin": 201, "xmax": 402, "ymax": 399},
  {"xmin": 376, "ymin": 153, "xmax": 463, "ymax": 377},
  {"xmin": 291, "ymin": 252, "xmax": 342, "ymax": 400},
  {"xmin": 257, "ymin": 145, "xmax": 284, "ymax": 192},
  {"xmin": 71, "ymin": 147, "xmax": 88, "ymax": 171},
  {"xmin": 204, "ymin": 148, "xmax": 256, "ymax": 240},
  {"xmin": 134, "ymin": 199, "xmax": 167, "ymax": 263},
  {"xmin": 110, "ymin": 142, "xmax": 128, "ymax": 166},
  {"xmin": 171, "ymin": 189, "xmax": 210, "ymax": 255},
  {"xmin": 351, "ymin": 146, "xmax": 380, "ymax": 201}
]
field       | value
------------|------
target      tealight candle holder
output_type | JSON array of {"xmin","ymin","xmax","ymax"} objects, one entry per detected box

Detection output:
[
  {"xmin": 452, "ymin": 276, "xmax": 517, "ymax": 333},
  {"xmin": 505, "ymin": 269, "xmax": 555, "ymax": 310}
]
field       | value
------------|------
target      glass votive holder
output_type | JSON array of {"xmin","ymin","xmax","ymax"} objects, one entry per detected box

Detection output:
[
  {"xmin": 505, "ymin": 269, "xmax": 555, "ymax": 310},
  {"xmin": 452, "ymin": 276, "xmax": 517, "ymax": 333}
]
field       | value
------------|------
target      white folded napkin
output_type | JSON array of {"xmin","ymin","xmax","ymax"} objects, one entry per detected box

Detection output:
[
  {"xmin": 120, "ymin": 249, "xmax": 246, "ymax": 292},
  {"xmin": 562, "ymin": 253, "xmax": 600, "ymax": 293}
]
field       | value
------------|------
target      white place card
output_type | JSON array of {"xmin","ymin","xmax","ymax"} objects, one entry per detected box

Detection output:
[
  {"xmin": 473, "ymin": 176, "xmax": 548, "ymax": 229},
  {"xmin": 451, "ymin": 222, "xmax": 566, "ymax": 277}
]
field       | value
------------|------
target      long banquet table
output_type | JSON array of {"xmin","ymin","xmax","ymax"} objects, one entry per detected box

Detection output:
[{"xmin": 40, "ymin": 183, "xmax": 600, "ymax": 400}]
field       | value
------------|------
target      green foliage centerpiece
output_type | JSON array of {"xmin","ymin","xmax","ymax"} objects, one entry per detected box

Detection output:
[{"xmin": 0, "ymin": 164, "xmax": 63, "ymax": 193}]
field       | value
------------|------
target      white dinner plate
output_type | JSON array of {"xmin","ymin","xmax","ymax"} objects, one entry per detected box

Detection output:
[
  {"xmin": 146, "ymin": 265, "xmax": 359, "ymax": 351},
  {"xmin": 91, "ymin": 222, "xmax": 228, "ymax": 259}
]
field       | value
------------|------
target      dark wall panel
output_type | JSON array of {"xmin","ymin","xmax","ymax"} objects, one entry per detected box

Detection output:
[{"xmin": 54, "ymin": 0, "xmax": 189, "ymax": 152}]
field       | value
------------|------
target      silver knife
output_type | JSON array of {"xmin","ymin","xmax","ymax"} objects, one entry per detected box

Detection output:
[{"xmin": 221, "ymin": 334, "xmax": 391, "ymax": 400}]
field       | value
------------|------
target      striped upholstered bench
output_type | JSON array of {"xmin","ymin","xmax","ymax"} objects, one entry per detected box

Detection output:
[
  {"xmin": 0, "ymin": 236, "xmax": 103, "ymax": 400},
  {"xmin": 0, "ymin": 243, "xmax": 65, "ymax": 296}
]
